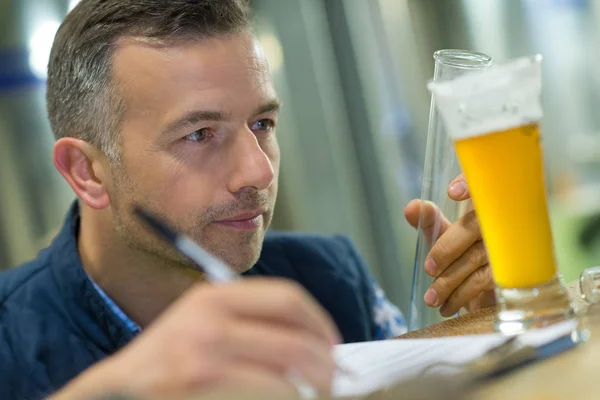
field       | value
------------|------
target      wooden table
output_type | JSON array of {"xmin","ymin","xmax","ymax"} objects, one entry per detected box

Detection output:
[{"xmin": 389, "ymin": 280, "xmax": 600, "ymax": 400}]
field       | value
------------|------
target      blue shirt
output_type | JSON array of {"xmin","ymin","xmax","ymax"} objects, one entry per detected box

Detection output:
[{"xmin": 0, "ymin": 202, "xmax": 406, "ymax": 399}]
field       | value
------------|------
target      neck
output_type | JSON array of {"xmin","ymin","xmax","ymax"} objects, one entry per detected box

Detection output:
[{"xmin": 78, "ymin": 204, "xmax": 201, "ymax": 328}]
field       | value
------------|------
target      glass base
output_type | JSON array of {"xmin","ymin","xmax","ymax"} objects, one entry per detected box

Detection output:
[{"xmin": 494, "ymin": 276, "xmax": 574, "ymax": 334}]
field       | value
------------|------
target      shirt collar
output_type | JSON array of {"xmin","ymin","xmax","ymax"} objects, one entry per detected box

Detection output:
[{"xmin": 87, "ymin": 277, "xmax": 142, "ymax": 335}]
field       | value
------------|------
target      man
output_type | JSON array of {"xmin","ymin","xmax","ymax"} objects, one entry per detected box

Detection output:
[{"xmin": 0, "ymin": 0, "xmax": 495, "ymax": 398}]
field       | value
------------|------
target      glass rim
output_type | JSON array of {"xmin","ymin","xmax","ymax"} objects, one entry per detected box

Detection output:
[{"xmin": 433, "ymin": 49, "xmax": 492, "ymax": 69}]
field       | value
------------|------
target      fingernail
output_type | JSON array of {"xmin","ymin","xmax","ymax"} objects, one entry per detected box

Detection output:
[
  {"xmin": 450, "ymin": 181, "xmax": 467, "ymax": 197},
  {"xmin": 424, "ymin": 257, "xmax": 437, "ymax": 276},
  {"xmin": 424, "ymin": 288, "xmax": 438, "ymax": 306}
]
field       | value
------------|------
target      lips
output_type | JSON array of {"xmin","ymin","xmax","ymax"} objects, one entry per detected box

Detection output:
[
  {"xmin": 217, "ymin": 210, "xmax": 265, "ymax": 222},
  {"xmin": 213, "ymin": 210, "xmax": 266, "ymax": 231}
]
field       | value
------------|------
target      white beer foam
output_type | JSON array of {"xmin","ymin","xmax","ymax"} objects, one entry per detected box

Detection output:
[{"xmin": 428, "ymin": 55, "xmax": 543, "ymax": 141}]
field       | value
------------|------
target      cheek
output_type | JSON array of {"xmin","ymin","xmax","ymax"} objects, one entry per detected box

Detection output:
[
  {"xmin": 122, "ymin": 150, "xmax": 222, "ymax": 213},
  {"xmin": 154, "ymin": 165, "xmax": 223, "ymax": 213}
]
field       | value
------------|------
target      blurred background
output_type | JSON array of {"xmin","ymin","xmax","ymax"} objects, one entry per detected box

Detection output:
[{"xmin": 1, "ymin": 0, "xmax": 600, "ymax": 314}]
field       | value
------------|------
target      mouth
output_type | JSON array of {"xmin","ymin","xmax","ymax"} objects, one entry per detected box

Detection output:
[{"xmin": 213, "ymin": 209, "xmax": 266, "ymax": 231}]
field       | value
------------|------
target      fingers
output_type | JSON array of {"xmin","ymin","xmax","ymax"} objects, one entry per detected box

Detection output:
[
  {"xmin": 425, "ymin": 209, "xmax": 481, "ymax": 277},
  {"xmin": 439, "ymin": 265, "xmax": 495, "ymax": 317},
  {"xmin": 403, "ymin": 199, "xmax": 421, "ymax": 229},
  {"xmin": 196, "ymin": 280, "xmax": 342, "ymax": 346},
  {"xmin": 224, "ymin": 320, "xmax": 336, "ymax": 394},
  {"xmin": 408, "ymin": 180, "xmax": 493, "ymax": 316},
  {"xmin": 104, "ymin": 279, "xmax": 341, "ymax": 399},
  {"xmin": 404, "ymin": 200, "xmax": 451, "ymax": 240},
  {"xmin": 448, "ymin": 173, "xmax": 470, "ymax": 201},
  {"xmin": 424, "ymin": 241, "xmax": 487, "ymax": 308}
]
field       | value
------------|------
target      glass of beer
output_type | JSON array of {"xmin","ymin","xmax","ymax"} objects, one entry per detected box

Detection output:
[{"xmin": 428, "ymin": 55, "xmax": 574, "ymax": 334}]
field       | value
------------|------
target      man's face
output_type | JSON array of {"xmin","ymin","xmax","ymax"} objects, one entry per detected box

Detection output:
[{"xmin": 107, "ymin": 33, "xmax": 280, "ymax": 272}]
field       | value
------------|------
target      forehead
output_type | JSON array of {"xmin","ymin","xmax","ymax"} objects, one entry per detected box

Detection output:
[{"xmin": 112, "ymin": 33, "xmax": 275, "ymax": 115}]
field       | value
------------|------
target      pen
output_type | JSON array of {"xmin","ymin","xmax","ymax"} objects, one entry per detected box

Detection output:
[{"xmin": 473, "ymin": 328, "xmax": 589, "ymax": 383}]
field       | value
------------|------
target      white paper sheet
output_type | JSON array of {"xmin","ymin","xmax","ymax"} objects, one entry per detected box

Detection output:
[{"xmin": 333, "ymin": 320, "xmax": 578, "ymax": 397}]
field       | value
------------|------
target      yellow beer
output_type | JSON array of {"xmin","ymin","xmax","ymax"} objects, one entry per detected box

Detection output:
[
  {"xmin": 430, "ymin": 55, "xmax": 573, "ymax": 332},
  {"xmin": 454, "ymin": 123, "xmax": 556, "ymax": 288}
]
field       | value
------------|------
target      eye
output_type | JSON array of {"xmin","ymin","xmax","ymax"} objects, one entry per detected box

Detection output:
[
  {"xmin": 185, "ymin": 128, "xmax": 213, "ymax": 142},
  {"xmin": 251, "ymin": 119, "xmax": 276, "ymax": 133}
]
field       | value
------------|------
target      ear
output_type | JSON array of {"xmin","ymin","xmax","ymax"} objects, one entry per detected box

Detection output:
[{"xmin": 53, "ymin": 138, "xmax": 111, "ymax": 210}]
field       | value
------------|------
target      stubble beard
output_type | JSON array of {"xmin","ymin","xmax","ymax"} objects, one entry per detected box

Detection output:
[{"xmin": 108, "ymin": 169, "xmax": 274, "ymax": 275}]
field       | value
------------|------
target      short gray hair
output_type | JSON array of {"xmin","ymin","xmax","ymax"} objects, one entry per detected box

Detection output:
[{"xmin": 47, "ymin": 0, "xmax": 252, "ymax": 163}]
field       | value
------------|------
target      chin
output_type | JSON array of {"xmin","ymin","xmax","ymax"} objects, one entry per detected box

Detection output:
[
  {"xmin": 204, "ymin": 233, "xmax": 265, "ymax": 273},
  {"xmin": 220, "ymin": 249, "xmax": 262, "ymax": 273}
]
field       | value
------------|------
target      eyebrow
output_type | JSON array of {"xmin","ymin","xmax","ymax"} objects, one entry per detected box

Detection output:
[
  {"xmin": 253, "ymin": 100, "xmax": 281, "ymax": 116},
  {"xmin": 162, "ymin": 99, "xmax": 281, "ymax": 136},
  {"xmin": 162, "ymin": 110, "xmax": 231, "ymax": 136}
]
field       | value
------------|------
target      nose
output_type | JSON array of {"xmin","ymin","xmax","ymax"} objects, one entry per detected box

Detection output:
[{"xmin": 226, "ymin": 128, "xmax": 275, "ymax": 194}]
